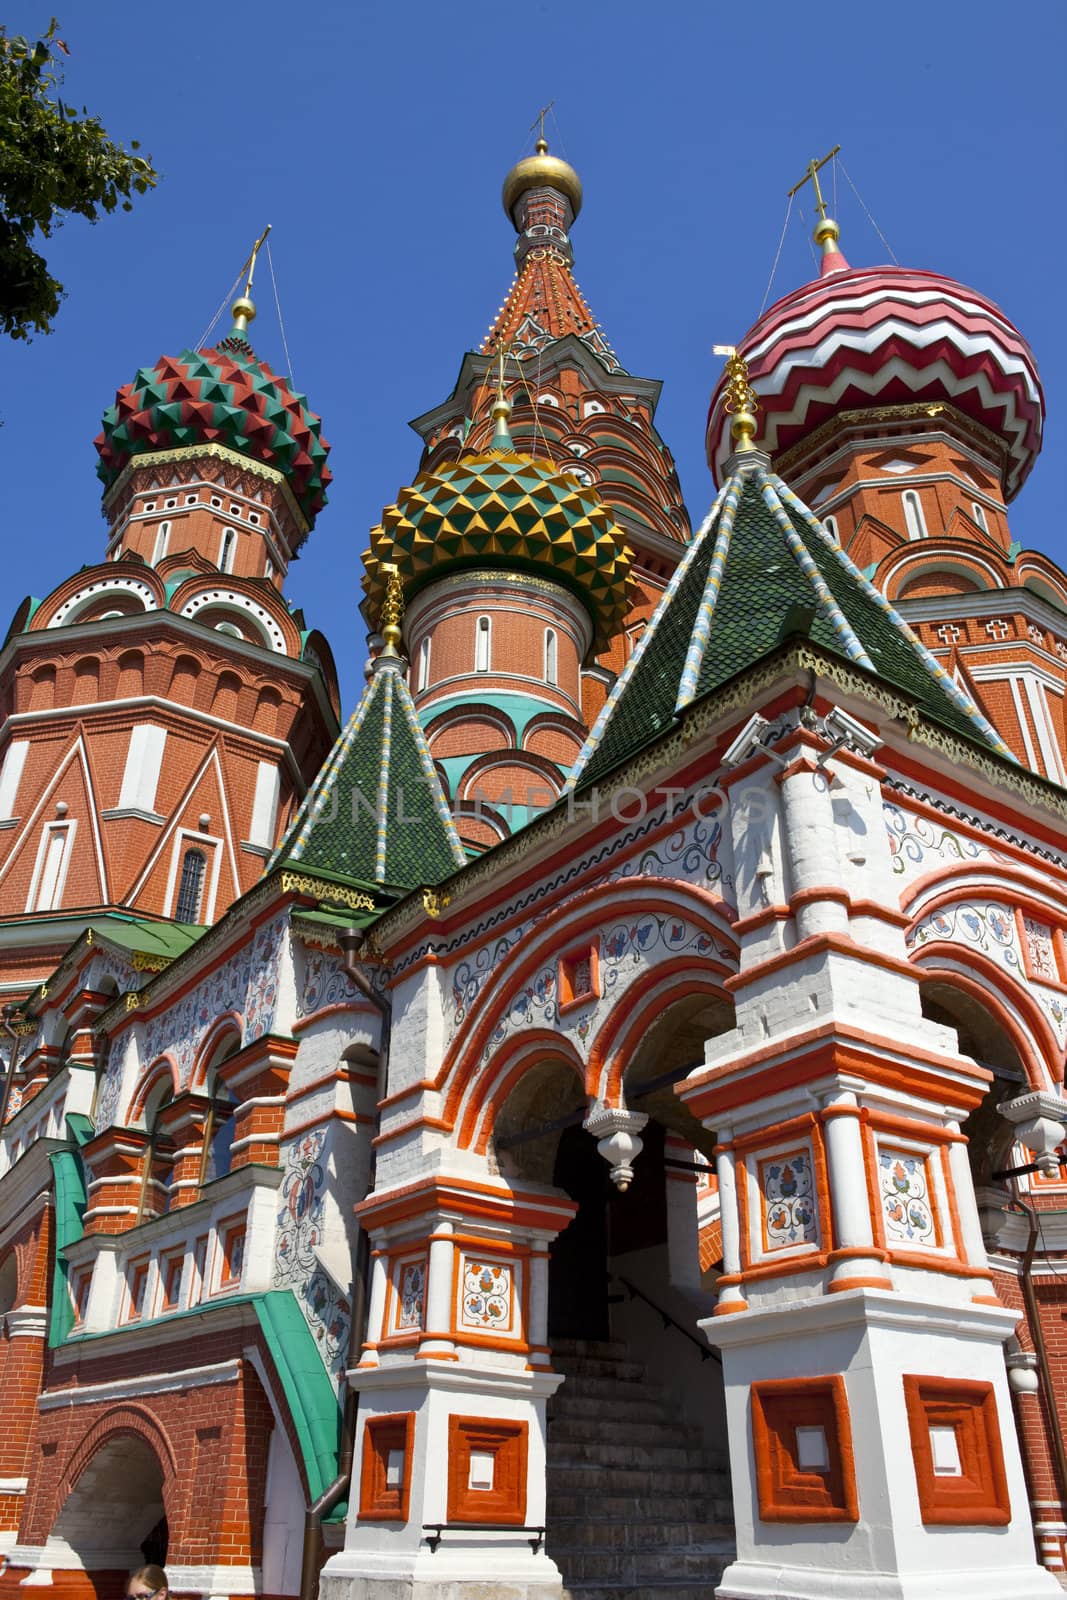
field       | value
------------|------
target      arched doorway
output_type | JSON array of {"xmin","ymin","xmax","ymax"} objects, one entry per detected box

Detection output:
[{"xmin": 47, "ymin": 1434, "xmax": 168, "ymax": 1574}]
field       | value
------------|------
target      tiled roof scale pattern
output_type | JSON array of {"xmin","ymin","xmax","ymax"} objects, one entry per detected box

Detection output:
[{"xmin": 570, "ymin": 461, "xmax": 1013, "ymax": 790}]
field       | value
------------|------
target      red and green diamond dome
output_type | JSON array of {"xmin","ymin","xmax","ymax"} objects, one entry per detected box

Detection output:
[
  {"xmin": 95, "ymin": 329, "xmax": 331, "ymax": 523},
  {"xmin": 706, "ymin": 251, "xmax": 1044, "ymax": 501}
]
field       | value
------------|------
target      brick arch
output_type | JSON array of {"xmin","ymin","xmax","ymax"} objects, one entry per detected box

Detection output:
[
  {"xmin": 592, "ymin": 960, "xmax": 735, "ymax": 1107},
  {"xmin": 899, "ymin": 860, "xmax": 1067, "ymax": 923},
  {"xmin": 57, "ymin": 1404, "xmax": 178, "ymax": 1511},
  {"xmin": 458, "ymin": 1029, "xmax": 586, "ymax": 1154},
  {"xmin": 191, "ymin": 1012, "xmax": 243, "ymax": 1089},
  {"xmin": 441, "ymin": 879, "xmax": 736, "ymax": 1119},
  {"xmin": 911, "ymin": 943, "xmax": 1059, "ymax": 1089},
  {"xmin": 127, "ymin": 1055, "xmax": 180, "ymax": 1126}
]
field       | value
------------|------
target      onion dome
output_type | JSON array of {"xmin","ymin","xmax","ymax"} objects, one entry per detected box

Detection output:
[
  {"xmin": 95, "ymin": 301, "xmax": 332, "ymax": 523},
  {"xmin": 363, "ymin": 440, "xmax": 633, "ymax": 652},
  {"xmin": 706, "ymin": 242, "xmax": 1044, "ymax": 501},
  {"xmin": 502, "ymin": 136, "xmax": 583, "ymax": 224}
]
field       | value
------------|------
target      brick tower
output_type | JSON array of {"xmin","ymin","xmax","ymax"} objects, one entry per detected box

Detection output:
[
  {"xmin": 0, "ymin": 279, "xmax": 341, "ymax": 1000},
  {"xmin": 362, "ymin": 142, "xmax": 689, "ymax": 845},
  {"xmin": 706, "ymin": 198, "xmax": 1062, "ymax": 781}
]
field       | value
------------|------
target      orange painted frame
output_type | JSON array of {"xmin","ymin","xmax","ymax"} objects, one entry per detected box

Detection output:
[
  {"xmin": 358, "ymin": 1412, "xmax": 415, "ymax": 1522},
  {"xmin": 557, "ymin": 938, "xmax": 601, "ymax": 1016},
  {"xmin": 750, "ymin": 1375, "xmax": 859, "ymax": 1523},
  {"xmin": 902, "ymin": 1375, "xmax": 1011, "ymax": 1525},
  {"xmin": 446, "ymin": 1415, "xmax": 528, "ymax": 1525}
]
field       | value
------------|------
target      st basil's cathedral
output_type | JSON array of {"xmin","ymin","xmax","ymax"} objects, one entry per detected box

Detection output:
[{"xmin": 1, "ymin": 137, "xmax": 1066, "ymax": 1600}]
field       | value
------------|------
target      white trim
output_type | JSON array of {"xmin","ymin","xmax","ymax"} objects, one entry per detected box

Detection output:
[
  {"xmin": 902, "ymin": 488, "xmax": 929, "ymax": 540},
  {"xmin": 0, "ymin": 740, "xmax": 29, "ymax": 821},
  {"xmin": 416, "ymin": 635, "xmax": 431, "ymax": 693},
  {"xmin": 151, "ymin": 521, "xmax": 172, "ymax": 564},
  {"xmin": 180, "ymin": 587, "xmax": 287, "ymax": 653},
  {"xmin": 0, "ymin": 735, "xmax": 108, "ymax": 903},
  {"xmin": 0, "ymin": 1478, "xmax": 28, "ymax": 1494},
  {"xmin": 128, "ymin": 745, "xmax": 240, "ymax": 911},
  {"xmin": 118, "ymin": 724, "xmax": 167, "ymax": 813},
  {"xmin": 26, "ymin": 820, "xmax": 76, "ymax": 913},
  {"xmin": 47, "ymin": 577, "xmax": 157, "ymax": 628},
  {"xmin": 1024, "ymin": 674, "xmax": 1066, "ymax": 783},
  {"xmin": 248, "ymin": 761, "xmax": 281, "ymax": 849},
  {"xmin": 544, "ymin": 627, "xmax": 558, "ymax": 686},
  {"xmin": 39, "ymin": 1358, "xmax": 240, "ymax": 1410},
  {"xmin": 4, "ymin": 1307, "xmax": 47, "ymax": 1339}
]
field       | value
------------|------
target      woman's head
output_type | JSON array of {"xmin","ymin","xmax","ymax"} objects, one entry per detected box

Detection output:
[{"xmin": 127, "ymin": 1566, "xmax": 168, "ymax": 1600}]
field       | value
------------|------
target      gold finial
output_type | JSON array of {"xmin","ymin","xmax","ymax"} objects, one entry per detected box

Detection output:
[
  {"xmin": 787, "ymin": 146, "xmax": 842, "ymax": 258},
  {"xmin": 491, "ymin": 347, "xmax": 515, "ymax": 449},
  {"xmin": 714, "ymin": 345, "xmax": 760, "ymax": 453},
  {"xmin": 378, "ymin": 562, "xmax": 405, "ymax": 659},
  {"xmin": 231, "ymin": 223, "xmax": 272, "ymax": 333}
]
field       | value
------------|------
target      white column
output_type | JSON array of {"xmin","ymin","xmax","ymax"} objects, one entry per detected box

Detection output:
[
  {"xmin": 527, "ymin": 1245, "xmax": 552, "ymax": 1367},
  {"xmin": 821, "ymin": 1094, "xmax": 891, "ymax": 1290},
  {"xmin": 419, "ymin": 1224, "xmax": 456, "ymax": 1357},
  {"xmin": 714, "ymin": 1134, "xmax": 747, "ymax": 1315},
  {"xmin": 945, "ymin": 1122, "xmax": 995, "ymax": 1288},
  {"xmin": 356, "ymin": 1250, "xmax": 388, "ymax": 1368},
  {"xmin": 779, "ymin": 764, "xmax": 849, "ymax": 938}
]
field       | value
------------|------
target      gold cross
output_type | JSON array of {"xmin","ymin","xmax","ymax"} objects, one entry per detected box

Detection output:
[
  {"xmin": 237, "ymin": 223, "xmax": 272, "ymax": 300},
  {"xmin": 529, "ymin": 101, "xmax": 555, "ymax": 146},
  {"xmin": 787, "ymin": 147, "xmax": 841, "ymax": 222}
]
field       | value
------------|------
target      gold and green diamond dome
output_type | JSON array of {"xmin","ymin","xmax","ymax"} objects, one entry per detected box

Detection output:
[{"xmin": 363, "ymin": 449, "xmax": 633, "ymax": 650}]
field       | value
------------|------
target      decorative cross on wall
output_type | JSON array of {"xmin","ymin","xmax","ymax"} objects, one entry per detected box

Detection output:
[
  {"xmin": 985, "ymin": 619, "xmax": 1011, "ymax": 641},
  {"xmin": 936, "ymin": 624, "xmax": 962, "ymax": 645}
]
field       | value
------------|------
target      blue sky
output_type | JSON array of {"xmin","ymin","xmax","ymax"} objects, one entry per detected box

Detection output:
[{"xmin": 4, "ymin": 1, "xmax": 1065, "ymax": 710}]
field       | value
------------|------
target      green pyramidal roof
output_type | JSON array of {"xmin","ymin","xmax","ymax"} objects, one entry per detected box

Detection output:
[
  {"xmin": 269, "ymin": 660, "xmax": 466, "ymax": 889},
  {"xmin": 568, "ymin": 461, "xmax": 1014, "ymax": 790}
]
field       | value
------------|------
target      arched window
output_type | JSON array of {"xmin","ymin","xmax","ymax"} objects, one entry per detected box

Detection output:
[
  {"xmin": 176, "ymin": 848, "xmax": 206, "ymax": 923},
  {"xmin": 822, "ymin": 515, "xmax": 839, "ymax": 544},
  {"xmin": 902, "ymin": 490, "xmax": 928, "ymax": 541},
  {"xmin": 152, "ymin": 521, "xmax": 171, "ymax": 564},
  {"xmin": 973, "ymin": 501, "xmax": 989, "ymax": 534},
  {"xmin": 137, "ymin": 1082, "xmax": 174, "ymax": 1224},
  {"xmin": 417, "ymin": 636, "xmax": 431, "ymax": 693},
  {"xmin": 475, "ymin": 615, "xmax": 491, "ymax": 672},
  {"xmin": 544, "ymin": 627, "xmax": 558, "ymax": 685},
  {"xmin": 218, "ymin": 529, "xmax": 236, "ymax": 573}
]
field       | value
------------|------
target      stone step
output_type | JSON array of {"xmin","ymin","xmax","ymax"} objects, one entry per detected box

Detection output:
[
  {"xmin": 547, "ymin": 1415, "xmax": 707, "ymax": 1449},
  {"xmin": 552, "ymin": 1354, "xmax": 649, "ymax": 1382},
  {"xmin": 548, "ymin": 1391, "xmax": 674, "ymax": 1425},
  {"xmin": 561, "ymin": 1577, "xmax": 730, "ymax": 1600},
  {"xmin": 551, "ymin": 1371, "xmax": 669, "ymax": 1404},
  {"xmin": 547, "ymin": 1493, "xmax": 718, "ymax": 1523},
  {"xmin": 552, "ymin": 1338, "xmax": 630, "ymax": 1359},
  {"xmin": 554, "ymin": 1545, "xmax": 733, "ymax": 1584},
  {"xmin": 548, "ymin": 1438, "xmax": 719, "ymax": 1471},
  {"xmin": 548, "ymin": 1518, "xmax": 732, "ymax": 1550},
  {"xmin": 548, "ymin": 1463, "xmax": 725, "ymax": 1497}
]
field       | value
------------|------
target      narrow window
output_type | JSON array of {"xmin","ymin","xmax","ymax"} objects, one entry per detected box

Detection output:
[
  {"xmin": 417, "ymin": 636, "xmax": 431, "ymax": 692},
  {"xmin": 475, "ymin": 615, "xmax": 491, "ymax": 672},
  {"xmin": 263, "ymin": 557, "xmax": 273, "ymax": 581},
  {"xmin": 822, "ymin": 515, "xmax": 839, "ymax": 544},
  {"xmin": 176, "ymin": 847, "xmax": 207, "ymax": 922},
  {"xmin": 902, "ymin": 490, "xmax": 928, "ymax": 541},
  {"xmin": 972, "ymin": 501, "xmax": 988, "ymax": 534},
  {"xmin": 31, "ymin": 824, "xmax": 72, "ymax": 912},
  {"xmin": 544, "ymin": 627, "xmax": 558, "ymax": 685},
  {"xmin": 219, "ymin": 529, "xmax": 236, "ymax": 573},
  {"xmin": 152, "ymin": 521, "xmax": 171, "ymax": 563}
]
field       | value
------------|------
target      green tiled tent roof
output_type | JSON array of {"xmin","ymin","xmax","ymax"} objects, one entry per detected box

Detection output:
[
  {"xmin": 568, "ymin": 462, "xmax": 1013, "ymax": 790},
  {"xmin": 269, "ymin": 661, "xmax": 465, "ymax": 889}
]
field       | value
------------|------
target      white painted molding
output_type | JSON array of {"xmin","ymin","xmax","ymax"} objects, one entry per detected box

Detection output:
[
  {"xmin": 4, "ymin": 1307, "xmax": 47, "ymax": 1339},
  {"xmin": 40, "ymin": 1359, "xmax": 240, "ymax": 1409}
]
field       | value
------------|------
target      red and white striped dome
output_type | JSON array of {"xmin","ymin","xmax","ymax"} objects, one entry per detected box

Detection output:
[{"xmin": 706, "ymin": 258, "xmax": 1044, "ymax": 500}]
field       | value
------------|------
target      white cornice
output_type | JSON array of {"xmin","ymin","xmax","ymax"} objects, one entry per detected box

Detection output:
[{"xmin": 39, "ymin": 1357, "xmax": 240, "ymax": 1409}]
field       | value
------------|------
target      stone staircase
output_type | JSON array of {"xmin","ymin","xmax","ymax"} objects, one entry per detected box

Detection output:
[{"xmin": 546, "ymin": 1337, "xmax": 735, "ymax": 1600}]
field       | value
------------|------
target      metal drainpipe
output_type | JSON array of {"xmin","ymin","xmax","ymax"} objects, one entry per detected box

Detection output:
[
  {"xmin": 1011, "ymin": 1192, "xmax": 1067, "ymax": 1537},
  {"xmin": 299, "ymin": 928, "xmax": 391, "ymax": 1600},
  {"xmin": 0, "ymin": 1009, "xmax": 25, "ymax": 1133}
]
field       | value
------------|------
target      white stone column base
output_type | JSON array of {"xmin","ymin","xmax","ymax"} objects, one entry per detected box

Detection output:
[
  {"xmin": 715, "ymin": 1558, "xmax": 1064, "ymax": 1598},
  {"xmin": 319, "ymin": 1544, "xmax": 563, "ymax": 1600}
]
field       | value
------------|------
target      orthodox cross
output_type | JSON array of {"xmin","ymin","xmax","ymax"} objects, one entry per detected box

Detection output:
[
  {"xmin": 237, "ymin": 223, "xmax": 272, "ymax": 300},
  {"xmin": 529, "ymin": 101, "xmax": 555, "ymax": 146},
  {"xmin": 787, "ymin": 146, "xmax": 841, "ymax": 221}
]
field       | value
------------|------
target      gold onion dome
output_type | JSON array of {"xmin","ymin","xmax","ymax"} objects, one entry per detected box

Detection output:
[
  {"xmin": 363, "ymin": 449, "xmax": 632, "ymax": 652},
  {"xmin": 502, "ymin": 137, "xmax": 583, "ymax": 223}
]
